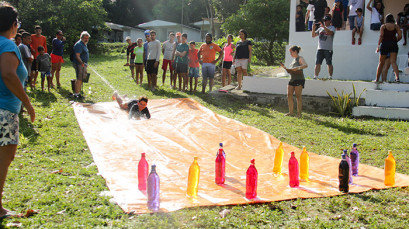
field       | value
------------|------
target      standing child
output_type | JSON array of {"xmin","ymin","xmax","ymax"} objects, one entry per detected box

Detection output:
[
  {"xmin": 175, "ymin": 33, "xmax": 189, "ymax": 91},
  {"xmin": 188, "ymin": 41, "xmax": 200, "ymax": 92},
  {"xmin": 352, "ymin": 8, "xmax": 364, "ymax": 45},
  {"xmin": 36, "ymin": 46, "xmax": 52, "ymax": 92},
  {"xmin": 18, "ymin": 32, "xmax": 33, "ymax": 89},
  {"xmin": 30, "ymin": 25, "xmax": 47, "ymax": 88},
  {"xmin": 125, "ymin": 36, "xmax": 137, "ymax": 80},
  {"xmin": 332, "ymin": 1, "xmax": 344, "ymax": 30},
  {"xmin": 305, "ymin": 3, "xmax": 315, "ymax": 31},
  {"xmin": 133, "ymin": 38, "xmax": 144, "ymax": 85},
  {"xmin": 222, "ymin": 35, "xmax": 235, "ymax": 87}
]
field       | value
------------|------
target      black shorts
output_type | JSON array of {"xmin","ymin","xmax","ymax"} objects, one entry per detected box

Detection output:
[
  {"xmin": 370, "ymin": 23, "xmax": 382, "ymax": 31},
  {"xmin": 31, "ymin": 59, "xmax": 37, "ymax": 71},
  {"xmin": 316, "ymin": 49, "xmax": 333, "ymax": 65},
  {"xmin": 135, "ymin": 63, "xmax": 143, "ymax": 66},
  {"xmin": 176, "ymin": 63, "xmax": 188, "ymax": 73},
  {"xmin": 146, "ymin": 60, "xmax": 158, "ymax": 75},
  {"xmin": 223, "ymin": 61, "xmax": 232, "ymax": 69},
  {"xmin": 380, "ymin": 41, "xmax": 399, "ymax": 56},
  {"xmin": 288, "ymin": 79, "xmax": 305, "ymax": 88}
]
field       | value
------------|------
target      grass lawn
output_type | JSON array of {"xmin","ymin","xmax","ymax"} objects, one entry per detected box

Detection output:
[{"xmin": 1, "ymin": 52, "xmax": 409, "ymax": 228}]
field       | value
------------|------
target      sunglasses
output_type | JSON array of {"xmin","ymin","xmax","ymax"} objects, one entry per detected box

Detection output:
[{"xmin": 16, "ymin": 19, "xmax": 21, "ymax": 29}]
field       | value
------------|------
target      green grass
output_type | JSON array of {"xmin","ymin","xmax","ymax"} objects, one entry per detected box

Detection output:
[{"xmin": 1, "ymin": 52, "xmax": 409, "ymax": 228}]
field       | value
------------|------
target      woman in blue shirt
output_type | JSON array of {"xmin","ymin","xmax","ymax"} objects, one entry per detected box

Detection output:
[{"xmin": 0, "ymin": 2, "xmax": 35, "ymax": 219}]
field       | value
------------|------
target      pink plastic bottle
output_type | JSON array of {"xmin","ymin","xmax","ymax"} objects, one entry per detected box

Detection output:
[
  {"xmin": 246, "ymin": 159, "xmax": 258, "ymax": 199},
  {"xmin": 138, "ymin": 153, "xmax": 149, "ymax": 191},
  {"xmin": 288, "ymin": 152, "xmax": 300, "ymax": 187},
  {"xmin": 215, "ymin": 148, "xmax": 226, "ymax": 184}
]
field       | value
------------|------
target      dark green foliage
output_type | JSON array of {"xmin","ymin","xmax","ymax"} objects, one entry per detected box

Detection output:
[
  {"xmin": 93, "ymin": 42, "xmax": 127, "ymax": 55},
  {"xmin": 222, "ymin": 0, "xmax": 289, "ymax": 65},
  {"xmin": 102, "ymin": 0, "xmax": 159, "ymax": 27},
  {"xmin": 252, "ymin": 41, "xmax": 287, "ymax": 66},
  {"xmin": 12, "ymin": 0, "xmax": 107, "ymax": 52}
]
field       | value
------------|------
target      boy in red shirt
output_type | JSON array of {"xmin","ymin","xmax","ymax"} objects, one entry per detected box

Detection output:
[
  {"xmin": 30, "ymin": 25, "xmax": 47, "ymax": 88},
  {"xmin": 188, "ymin": 41, "xmax": 200, "ymax": 92}
]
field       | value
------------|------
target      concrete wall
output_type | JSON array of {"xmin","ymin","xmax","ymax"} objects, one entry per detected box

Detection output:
[
  {"xmin": 242, "ymin": 76, "xmax": 409, "ymax": 98},
  {"xmin": 123, "ymin": 30, "xmax": 146, "ymax": 43},
  {"xmin": 289, "ymin": 0, "xmax": 409, "ymax": 81}
]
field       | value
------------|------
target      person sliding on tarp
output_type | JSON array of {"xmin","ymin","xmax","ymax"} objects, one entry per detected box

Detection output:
[{"xmin": 112, "ymin": 92, "xmax": 151, "ymax": 120}]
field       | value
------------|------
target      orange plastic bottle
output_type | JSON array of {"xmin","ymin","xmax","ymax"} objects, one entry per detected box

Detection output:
[
  {"xmin": 300, "ymin": 146, "xmax": 309, "ymax": 181},
  {"xmin": 273, "ymin": 142, "xmax": 284, "ymax": 174},
  {"xmin": 187, "ymin": 157, "xmax": 200, "ymax": 197},
  {"xmin": 384, "ymin": 151, "xmax": 396, "ymax": 186}
]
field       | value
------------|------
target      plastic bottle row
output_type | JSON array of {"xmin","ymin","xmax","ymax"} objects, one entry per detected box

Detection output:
[{"xmin": 138, "ymin": 142, "xmax": 396, "ymax": 211}]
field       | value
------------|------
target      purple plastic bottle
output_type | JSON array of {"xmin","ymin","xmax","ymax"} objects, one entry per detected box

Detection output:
[
  {"xmin": 350, "ymin": 143, "xmax": 359, "ymax": 176},
  {"xmin": 288, "ymin": 152, "xmax": 300, "ymax": 188},
  {"xmin": 138, "ymin": 153, "xmax": 149, "ymax": 191},
  {"xmin": 147, "ymin": 165, "xmax": 160, "ymax": 211},
  {"xmin": 343, "ymin": 149, "xmax": 353, "ymax": 184}
]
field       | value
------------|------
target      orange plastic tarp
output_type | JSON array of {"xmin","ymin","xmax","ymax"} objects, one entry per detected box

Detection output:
[{"xmin": 72, "ymin": 98, "xmax": 409, "ymax": 214}]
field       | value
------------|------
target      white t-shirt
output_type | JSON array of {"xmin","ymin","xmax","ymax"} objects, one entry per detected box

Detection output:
[
  {"xmin": 147, "ymin": 39, "xmax": 161, "ymax": 61},
  {"xmin": 162, "ymin": 40, "xmax": 175, "ymax": 60},
  {"xmin": 348, "ymin": 0, "xmax": 364, "ymax": 17},
  {"xmin": 307, "ymin": 4, "xmax": 315, "ymax": 22},
  {"xmin": 370, "ymin": 7, "xmax": 381, "ymax": 24}
]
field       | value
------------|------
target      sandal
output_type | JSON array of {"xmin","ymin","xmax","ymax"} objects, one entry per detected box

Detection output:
[
  {"xmin": 358, "ymin": 38, "xmax": 362, "ymax": 45},
  {"xmin": 352, "ymin": 38, "xmax": 355, "ymax": 45}
]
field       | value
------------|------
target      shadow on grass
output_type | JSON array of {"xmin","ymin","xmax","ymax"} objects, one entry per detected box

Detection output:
[
  {"xmin": 150, "ymin": 86, "xmax": 188, "ymax": 99},
  {"xmin": 302, "ymin": 115, "xmax": 386, "ymax": 137},
  {"xmin": 351, "ymin": 191, "xmax": 384, "ymax": 204},
  {"xmin": 27, "ymin": 90, "xmax": 57, "ymax": 107},
  {"xmin": 56, "ymin": 86, "xmax": 95, "ymax": 103},
  {"xmin": 18, "ymin": 113, "xmax": 39, "ymax": 143}
]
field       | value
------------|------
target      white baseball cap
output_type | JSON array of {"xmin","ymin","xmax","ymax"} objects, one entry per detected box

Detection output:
[{"xmin": 125, "ymin": 36, "xmax": 131, "ymax": 41}]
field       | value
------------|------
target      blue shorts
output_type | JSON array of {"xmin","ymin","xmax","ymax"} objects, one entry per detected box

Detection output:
[
  {"xmin": 189, "ymin": 67, "xmax": 200, "ymax": 78},
  {"xmin": 308, "ymin": 21, "xmax": 313, "ymax": 31},
  {"xmin": 202, "ymin": 63, "xmax": 215, "ymax": 79},
  {"xmin": 348, "ymin": 16, "xmax": 356, "ymax": 30},
  {"xmin": 316, "ymin": 49, "xmax": 333, "ymax": 65},
  {"xmin": 41, "ymin": 71, "xmax": 51, "ymax": 79}
]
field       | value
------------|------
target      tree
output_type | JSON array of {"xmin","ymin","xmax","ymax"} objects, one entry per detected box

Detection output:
[
  {"xmin": 222, "ymin": 0, "xmax": 289, "ymax": 65},
  {"xmin": 152, "ymin": 0, "xmax": 207, "ymax": 25},
  {"xmin": 222, "ymin": 0, "xmax": 289, "ymax": 41},
  {"xmin": 212, "ymin": 0, "xmax": 244, "ymax": 21},
  {"xmin": 103, "ymin": 0, "xmax": 159, "ymax": 27},
  {"xmin": 12, "ymin": 0, "xmax": 107, "ymax": 51}
]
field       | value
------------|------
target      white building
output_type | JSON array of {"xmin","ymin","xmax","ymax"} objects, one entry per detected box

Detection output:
[
  {"xmin": 137, "ymin": 20, "xmax": 201, "ymax": 42},
  {"xmin": 287, "ymin": 0, "xmax": 408, "ymax": 81},
  {"xmin": 103, "ymin": 22, "xmax": 146, "ymax": 43},
  {"xmin": 192, "ymin": 19, "xmax": 223, "ymax": 41}
]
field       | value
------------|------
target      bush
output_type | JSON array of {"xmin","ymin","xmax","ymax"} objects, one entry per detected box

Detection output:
[
  {"xmin": 252, "ymin": 41, "xmax": 286, "ymax": 66},
  {"xmin": 92, "ymin": 42, "xmax": 128, "ymax": 55},
  {"xmin": 326, "ymin": 83, "xmax": 366, "ymax": 117},
  {"xmin": 213, "ymin": 38, "xmax": 286, "ymax": 66}
]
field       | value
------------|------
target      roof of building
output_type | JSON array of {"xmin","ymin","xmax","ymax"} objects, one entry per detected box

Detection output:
[
  {"xmin": 105, "ymin": 22, "xmax": 144, "ymax": 32},
  {"xmin": 192, "ymin": 19, "xmax": 223, "ymax": 26},
  {"xmin": 138, "ymin": 20, "xmax": 200, "ymax": 31}
]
